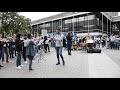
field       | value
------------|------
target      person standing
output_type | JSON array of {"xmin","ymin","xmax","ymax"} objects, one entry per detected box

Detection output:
[
  {"xmin": 23, "ymin": 36, "xmax": 28, "ymax": 63},
  {"xmin": 106, "ymin": 36, "xmax": 110, "ymax": 49},
  {"xmin": 54, "ymin": 29, "xmax": 65, "ymax": 66},
  {"xmin": 0, "ymin": 37, "xmax": 5, "ymax": 69},
  {"xmin": 63, "ymin": 37, "xmax": 67, "ymax": 50},
  {"xmin": 26, "ymin": 34, "xmax": 36, "ymax": 70},
  {"xmin": 66, "ymin": 33, "xmax": 72, "ymax": 55},
  {"xmin": 9, "ymin": 38, "xmax": 14, "ymax": 59},
  {"xmin": 43, "ymin": 36, "xmax": 50, "ymax": 53},
  {"xmin": 15, "ymin": 34, "xmax": 23, "ymax": 69}
]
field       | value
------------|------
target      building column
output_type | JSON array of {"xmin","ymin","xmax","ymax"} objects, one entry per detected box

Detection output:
[
  {"xmin": 87, "ymin": 13, "xmax": 89, "ymax": 36},
  {"xmin": 73, "ymin": 16, "xmax": 74, "ymax": 34},
  {"xmin": 110, "ymin": 21, "xmax": 111, "ymax": 35},
  {"xmin": 119, "ymin": 27, "xmax": 120, "ymax": 36},
  {"xmin": 44, "ymin": 23, "xmax": 45, "ymax": 30},
  {"xmin": 107, "ymin": 18, "xmax": 108, "ymax": 35},
  {"xmin": 102, "ymin": 14, "xmax": 103, "ymax": 36},
  {"xmin": 37, "ymin": 24, "xmax": 38, "ymax": 37},
  {"xmin": 52, "ymin": 21, "xmax": 53, "ymax": 34},
  {"xmin": 61, "ymin": 19, "xmax": 62, "ymax": 32},
  {"xmin": 115, "ymin": 24, "xmax": 116, "ymax": 31},
  {"xmin": 34, "ymin": 29, "xmax": 35, "ymax": 37}
]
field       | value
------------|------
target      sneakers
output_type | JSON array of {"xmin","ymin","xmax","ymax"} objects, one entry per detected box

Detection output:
[
  {"xmin": 24, "ymin": 61, "xmax": 28, "ymax": 64},
  {"xmin": 63, "ymin": 62, "xmax": 65, "ymax": 66},
  {"xmin": 0, "ymin": 65, "xmax": 4, "ymax": 67},
  {"xmin": 29, "ymin": 68, "xmax": 34, "ymax": 71},
  {"xmin": 16, "ymin": 66, "xmax": 22, "ymax": 69},
  {"xmin": 68, "ymin": 53, "xmax": 72, "ymax": 55},
  {"xmin": 32, "ymin": 60, "xmax": 35, "ymax": 63},
  {"xmin": 6, "ymin": 61, "xmax": 9, "ymax": 63},
  {"xmin": 20, "ymin": 64, "xmax": 24, "ymax": 67},
  {"xmin": 56, "ymin": 62, "xmax": 60, "ymax": 65}
]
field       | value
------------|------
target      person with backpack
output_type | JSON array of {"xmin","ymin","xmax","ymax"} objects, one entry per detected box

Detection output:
[{"xmin": 26, "ymin": 34, "xmax": 36, "ymax": 70}]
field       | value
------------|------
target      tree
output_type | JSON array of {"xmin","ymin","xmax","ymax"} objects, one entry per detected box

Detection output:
[{"xmin": 0, "ymin": 12, "xmax": 32, "ymax": 36}]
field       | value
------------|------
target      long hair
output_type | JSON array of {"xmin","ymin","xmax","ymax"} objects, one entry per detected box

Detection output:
[
  {"xmin": 44, "ymin": 36, "xmax": 47, "ymax": 40},
  {"xmin": 27, "ymin": 34, "xmax": 32, "ymax": 39},
  {"xmin": 16, "ymin": 33, "xmax": 21, "ymax": 39}
]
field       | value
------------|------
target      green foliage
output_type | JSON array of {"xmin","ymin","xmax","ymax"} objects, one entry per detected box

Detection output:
[{"xmin": 0, "ymin": 12, "xmax": 32, "ymax": 36}]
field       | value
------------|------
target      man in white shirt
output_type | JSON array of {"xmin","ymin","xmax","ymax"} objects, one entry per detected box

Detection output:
[
  {"xmin": 110, "ymin": 35, "xmax": 115, "ymax": 49},
  {"xmin": 23, "ymin": 36, "xmax": 28, "ymax": 63},
  {"xmin": 54, "ymin": 29, "xmax": 65, "ymax": 66}
]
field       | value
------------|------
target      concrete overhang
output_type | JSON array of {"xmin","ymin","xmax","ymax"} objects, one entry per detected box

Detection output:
[
  {"xmin": 31, "ymin": 12, "xmax": 118, "ymax": 26},
  {"xmin": 112, "ymin": 16, "xmax": 120, "ymax": 22},
  {"xmin": 31, "ymin": 12, "xmax": 91, "ymax": 26}
]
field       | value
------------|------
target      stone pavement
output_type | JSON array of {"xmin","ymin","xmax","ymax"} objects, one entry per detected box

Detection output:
[{"xmin": 0, "ymin": 47, "xmax": 120, "ymax": 78}]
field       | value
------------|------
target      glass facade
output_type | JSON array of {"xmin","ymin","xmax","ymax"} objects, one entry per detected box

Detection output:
[{"xmin": 32, "ymin": 12, "xmax": 120, "ymax": 36}]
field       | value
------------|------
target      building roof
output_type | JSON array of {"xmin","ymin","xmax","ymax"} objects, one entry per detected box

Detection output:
[
  {"xmin": 31, "ymin": 12, "xmax": 91, "ymax": 25},
  {"xmin": 112, "ymin": 16, "xmax": 120, "ymax": 22},
  {"xmin": 31, "ymin": 12, "xmax": 119, "ymax": 26}
]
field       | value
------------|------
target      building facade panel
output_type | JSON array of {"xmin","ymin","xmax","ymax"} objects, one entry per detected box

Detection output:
[{"xmin": 31, "ymin": 12, "xmax": 120, "ymax": 36}]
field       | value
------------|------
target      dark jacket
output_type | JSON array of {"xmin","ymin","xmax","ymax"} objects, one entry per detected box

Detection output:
[
  {"xmin": 26, "ymin": 40, "xmax": 36, "ymax": 57},
  {"xmin": 0, "ymin": 41, "xmax": 5, "ymax": 50},
  {"xmin": 63, "ymin": 38, "xmax": 66, "ymax": 47},
  {"xmin": 15, "ymin": 39, "xmax": 23, "ymax": 52},
  {"xmin": 66, "ymin": 35, "xmax": 72, "ymax": 46}
]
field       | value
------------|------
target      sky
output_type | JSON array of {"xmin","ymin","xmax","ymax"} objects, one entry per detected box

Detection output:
[
  {"xmin": 19, "ymin": 12, "xmax": 120, "ymax": 21},
  {"xmin": 19, "ymin": 12, "xmax": 62, "ymax": 21}
]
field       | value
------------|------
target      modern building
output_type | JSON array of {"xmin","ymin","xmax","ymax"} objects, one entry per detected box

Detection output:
[{"xmin": 31, "ymin": 12, "xmax": 120, "ymax": 37}]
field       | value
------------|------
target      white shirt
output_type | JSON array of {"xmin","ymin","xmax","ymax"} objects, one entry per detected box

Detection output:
[
  {"xmin": 23, "ymin": 39, "xmax": 28, "ymax": 47},
  {"xmin": 45, "ymin": 40, "xmax": 49, "ymax": 44},
  {"xmin": 54, "ymin": 34, "xmax": 64, "ymax": 47},
  {"xmin": 107, "ymin": 37, "xmax": 109, "ymax": 41},
  {"xmin": 38, "ymin": 39, "xmax": 44, "ymax": 45},
  {"xmin": 110, "ymin": 36, "xmax": 115, "ymax": 41}
]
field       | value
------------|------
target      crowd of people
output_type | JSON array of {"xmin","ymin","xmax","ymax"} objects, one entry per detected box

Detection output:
[
  {"xmin": 0, "ymin": 29, "xmax": 69, "ymax": 70},
  {"xmin": 0, "ymin": 29, "xmax": 120, "ymax": 71},
  {"xmin": 65, "ymin": 34, "xmax": 120, "ymax": 50},
  {"xmin": 0, "ymin": 33, "xmax": 52, "ymax": 70}
]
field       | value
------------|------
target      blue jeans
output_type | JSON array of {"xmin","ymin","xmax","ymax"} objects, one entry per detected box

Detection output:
[
  {"xmin": 67, "ymin": 45, "xmax": 71, "ymax": 54},
  {"xmin": 55, "ymin": 47, "xmax": 64, "ymax": 63},
  {"xmin": 56, "ymin": 47, "xmax": 63, "ymax": 55},
  {"xmin": 2, "ymin": 48, "xmax": 5, "ymax": 62},
  {"xmin": 0, "ymin": 50, "xmax": 3, "ymax": 60},
  {"xmin": 110, "ymin": 41, "xmax": 114, "ymax": 49},
  {"xmin": 16, "ymin": 51, "xmax": 22, "ymax": 67},
  {"xmin": 28, "ymin": 55, "xmax": 33, "ymax": 70},
  {"xmin": 6, "ymin": 47, "xmax": 9, "ymax": 62}
]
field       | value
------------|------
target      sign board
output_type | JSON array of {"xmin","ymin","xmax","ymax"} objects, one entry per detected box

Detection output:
[{"xmin": 41, "ymin": 29, "xmax": 47, "ymax": 37}]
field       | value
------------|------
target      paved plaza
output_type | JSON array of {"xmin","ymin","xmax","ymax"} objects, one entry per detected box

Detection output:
[{"xmin": 0, "ymin": 47, "xmax": 120, "ymax": 78}]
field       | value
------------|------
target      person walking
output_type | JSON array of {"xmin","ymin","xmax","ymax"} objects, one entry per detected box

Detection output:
[
  {"xmin": 26, "ymin": 34, "xmax": 36, "ymax": 70},
  {"xmin": 66, "ymin": 33, "xmax": 72, "ymax": 55},
  {"xmin": 54, "ymin": 29, "xmax": 65, "ymax": 66},
  {"xmin": 0, "ymin": 37, "xmax": 5, "ymax": 69},
  {"xmin": 43, "ymin": 36, "xmax": 50, "ymax": 53},
  {"xmin": 63, "ymin": 37, "xmax": 67, "ymax": 50},
  {"xmin": 15, "ymin": 34, "xmax": 23, "ymax": 69},
  {"xmin": 23, "ymin": 36, "xmax": 28, "ymax": 63},
  {"xmin": 9, "ymin": 38, "xmax": 14, "ymax": 59}
]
